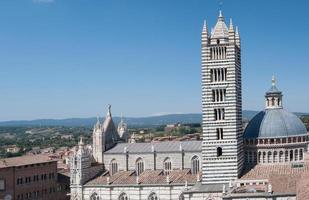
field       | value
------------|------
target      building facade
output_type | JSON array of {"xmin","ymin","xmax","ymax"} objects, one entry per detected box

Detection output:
[{"xmin": 0, "ymin": 155, "xmax": 68, "ymax": 200}]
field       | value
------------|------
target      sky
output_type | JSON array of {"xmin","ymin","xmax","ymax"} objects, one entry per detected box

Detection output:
[{"xmin": 0, "ymin": 0, "xmax": 308, "ymax": 121}]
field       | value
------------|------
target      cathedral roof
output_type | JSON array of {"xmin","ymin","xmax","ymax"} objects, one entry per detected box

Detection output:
[
  {"xmin": 211, "ymin": 11, "xmax": 229, "ymax": 38},
  {"xmin": 243, "ymin": 108, "xmax": 307, "ymax": 139},
  {"xmin": 104, "ymin": 140, "xmax": 201, "ymax": 154},
  {"xmin": 85, "ymin": 169, "xmax": 199, "ymax": 186}
]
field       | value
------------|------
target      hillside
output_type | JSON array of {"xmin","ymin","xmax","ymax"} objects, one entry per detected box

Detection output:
[{"xmin": 0, "ymin": 110, "xmax": 307, "ymax": 128}]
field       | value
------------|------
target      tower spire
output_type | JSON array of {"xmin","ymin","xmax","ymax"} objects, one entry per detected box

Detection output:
[
  {"xmin": 218, "ymin": 10, "xmax": 224, "ymax": 22},
  {"xmin": 219, "ymin": 10, "xmax": 223, "ymax": 18}
]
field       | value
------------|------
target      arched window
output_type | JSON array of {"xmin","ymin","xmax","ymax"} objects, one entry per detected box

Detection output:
[
  {"xmin": 136, "ymin": 158, "xmax": 144, "ymax": 176},
  {"xmin": 148, "ymin": 192, "xmax": 158, "ymax": 200},
  {"xmin": 179, "ymin": 193, "xmax": 184, "ymax": 200},
  {"xmin": 285, "ymin": 151, "xmax": 289, "ymax": 162},
  {"xmin": 119, "ymin": 193, "xmax": 128, "ymax": 200},
  {"xmin": 191, "ymin": 156, "xmax": 200, "ymax": 174},
  {"xmin": 163, "ymin": 157, "xmax": 172, "ymax": 175},
  {"xmin": 271, "ymin": 98, "xmax": 275, "ymax": 106},
  {"xmin": 300, "ymin": 149, "xmax": 304, "ymax": 160},
  {"xmin": 295, "ymin": 149, "xmax": 298, "ymax": 161},
  {"xmin": 273, "ymin": 151, "xmax": 278, "ymax": 163},
  {"xmin": 248, "ymin": 151, "xmax": 252, "ymax": 163},
  {"xmin": 110, "ymin": 159, "xmax": 118, "ymax": 175},
  {"xmin": 217, "ymin": 147, "xmax": 222, "ymax": 157},
  {"xmin": 90, "ymin": 193, "xmax": 100, "ymax": 200},
  {"xmin": 290, "ymin": 150, "xmax": 294, "ymax": 161},
  {"xmin": 279, "ymin": 151, "xmax": 284, "ymax": 162}
]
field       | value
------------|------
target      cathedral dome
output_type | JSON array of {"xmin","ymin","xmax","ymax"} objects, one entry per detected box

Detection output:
[
  {"xmin": 244, "ymin": 108, "xmax": 307, "ymax": 139},
  {"xmin": 244, "ymin": 76, "xmax": 307, "ymax": 139}
]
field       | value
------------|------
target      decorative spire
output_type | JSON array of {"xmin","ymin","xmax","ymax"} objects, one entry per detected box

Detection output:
[
  {"xmin": 79, "ymin": 136, "xmax": 84, "ymax": 146},
  {"xmin": 218, "ymin": 10, "xmax": 224, "ymax": 22},
  {"xmin": 95, "ymin": 115, "xmax": 100, "ymax": 128},
  {"xmin": 202, "ymin": 20, "xmax": 208, "ymax": 45},
  {"xmin": 235, "ymin": 26, "xmax": 240, "ymax": 46},
  {"xmin": 229, "ymin": 18, "xmax": 234, "ymax": 31},
  {"xmin": 235, "ymin": 26, "xmax": 239, "ymax": 37},
  {"xmin": 202, "ymin": 20, "xmax": 208, "ymax": 33},
  {"xmin": 107, "ymin": 104, "xmax": 112, "ymax": 117}
]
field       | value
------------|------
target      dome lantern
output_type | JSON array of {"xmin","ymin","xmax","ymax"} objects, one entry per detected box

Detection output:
[{"xmin": 265, "ymin": 76, "xmax": 283, "ymax": 109}]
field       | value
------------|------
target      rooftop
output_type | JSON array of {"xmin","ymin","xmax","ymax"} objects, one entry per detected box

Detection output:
[
  {"xmin": 0, "ymin": 154, "xmax": 56, "ymax": 168},
  {"xmin": 85, "ymin": 169, "xmax": 199, "ymax": 186},
  {"xmin": 104, "ymin": 140, "xmax": 202, "ymax": 154},
  {"xmin": 240, "ymin": 162, "xmax": 309, "ymax": 196}
]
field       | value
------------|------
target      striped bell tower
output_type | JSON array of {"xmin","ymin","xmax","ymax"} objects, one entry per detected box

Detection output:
[{"xmin": 201, "ymin": 11, "xmax": 243, "ymax": 185}]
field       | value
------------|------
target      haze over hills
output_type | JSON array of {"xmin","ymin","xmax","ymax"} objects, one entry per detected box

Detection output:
[{"xmin": 0, "ymin": 110, "xmax": 307, "ymax": 127}]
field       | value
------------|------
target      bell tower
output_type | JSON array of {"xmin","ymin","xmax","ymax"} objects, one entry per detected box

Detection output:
[{"xmin": 201, "ymin": 11, "xmax": 243, "ymax": 185}]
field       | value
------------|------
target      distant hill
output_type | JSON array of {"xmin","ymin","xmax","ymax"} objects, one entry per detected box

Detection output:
[{"xmin": 0, "ymin": 110, "xmax": 307, "ymax": 127}]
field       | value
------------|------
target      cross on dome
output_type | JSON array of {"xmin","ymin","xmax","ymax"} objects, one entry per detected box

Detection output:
[{"xmin": 272, "ymin": 75, "xmax": 276, "ymax": 87}]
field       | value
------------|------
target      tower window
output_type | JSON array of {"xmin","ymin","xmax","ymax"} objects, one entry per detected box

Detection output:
[
  {"xmin": 214, "ymin": 108, "xmax": 225, "ymax": 121},
  {"xmin": 212, "ymin": 89, "xmax": 226, "ymax": 102},
  {"xmin": 211, "ymin": 68, "xmax": 227, "ymax": 82},
  {"xmin": 217, "ymin": 147, "xmax": 223, "ymax": 157},
  {"xmin": 216, "ymin": 128, "xmax": 223, "ymax": 140},
  {"xmin": 210, "ymin": 47, "xmax": 226, "ymax": 60}
]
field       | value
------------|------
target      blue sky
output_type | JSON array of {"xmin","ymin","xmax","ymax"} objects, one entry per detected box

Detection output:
[{"xmin": 0, "ymin": 0, "xmax": 308, "ymax": 121}]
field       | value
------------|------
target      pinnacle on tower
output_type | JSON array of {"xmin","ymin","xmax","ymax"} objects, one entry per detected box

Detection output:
[
  {"xmin": 235, "ymin": 26, "xmax": 240, "ymax": 46},
  {"xmin": 202, "ymin": 20, "xmax": 208, "ymax": 33},
  {"xmin": 202, "ymin": 20, "xmax": 209, "ymax": 45},
  {"xmin": 235, "ymin": 26, "xmax": 240, "ymax": 37},
  {"xmin": 229, "ymin": 18, "xmax": 234, "ymax": 32}
]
